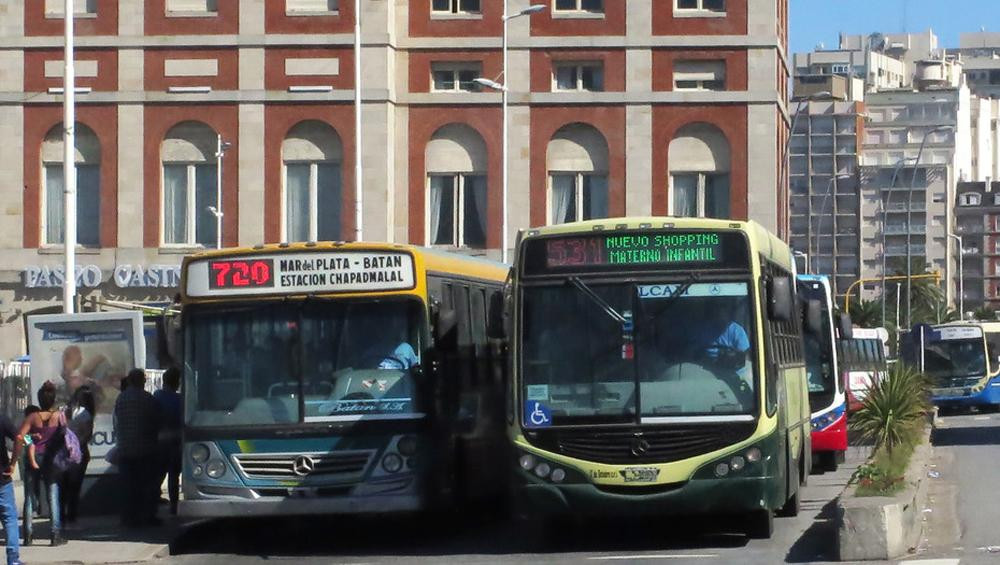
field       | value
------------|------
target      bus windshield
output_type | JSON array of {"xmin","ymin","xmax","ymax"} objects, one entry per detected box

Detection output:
[
  {"xmin": 184, "ymin": 299, "xmax": 424, "ymax": 427},
  {"xmin": 800, "ymin": 286, "xmax": 834, "ymax": 400},
  {"xmin": 924, "ymin": 338, "xmax": 986, "ymax": 379},
  {"xmin": 521, "ymin": 281, "xmax": 755, "ymax": 426}
]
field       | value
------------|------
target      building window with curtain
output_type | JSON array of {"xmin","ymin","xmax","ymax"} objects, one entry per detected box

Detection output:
[
  {"xmin": 162, "ymin": 163, "xmax": 218, "ymax": 246},
  {"xmin": 673, "ymin": 60, "xmax": 726, "ymax": 91},
  {"xmin": 553, "ymin": 62, "xmax": 604, "ymax": 92},
  {"xmin": 431, "ymin": 62, "xmax": 483, "ymax": 93},
  {"xmin": 550, "ymin": 174, "xmax": 608, "ymax": 224},
  {"xmin": 41, "ymin": 123, "xmax": 101, "ymax": 247},
  {"xmin": 431, "ymin": 0, "xmax": 481, "ymax": 15},
  {"xmin": 284, "ymin": 162, "xmax": 341, "ymax": 242},
  {"xmin": 282, "ymin": 120, "xmax": 344, "ymax": 243},
  {"xmin": 675, "ymin": 0, "xmax": 726, "ymax": 13},
  {"xmin": 429, "ymin": 174, "xmax": 487, "ymax": 248},
  {"xmin": 671, "ymin": 173, "xmax": 730, "ymax": 218},
  {"xmin": 161, "ymin": 121, "xmax": 220, "ymax": 248},
  {"xmin": 554, "ymin": 0, "xmax": 603, "ymax": 14}
]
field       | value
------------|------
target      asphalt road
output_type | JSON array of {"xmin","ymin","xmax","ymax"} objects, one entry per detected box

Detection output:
[
  {"xmin": 157, "ymin": 449, "xmax": 868, "ymax": 565},
  {"xmin": 913, "ymin": 408, "xmax": 1000, "ymax": 565}
]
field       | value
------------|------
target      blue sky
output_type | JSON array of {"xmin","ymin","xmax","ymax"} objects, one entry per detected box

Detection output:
[{"xmin": 790, "ymin": 0, "xmax": 995, "ymax": 55}]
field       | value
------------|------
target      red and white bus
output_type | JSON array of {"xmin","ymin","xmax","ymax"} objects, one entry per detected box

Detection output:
[{"xmin": 839, "ymin": 327, "xmax": 889, "ymax": 413}]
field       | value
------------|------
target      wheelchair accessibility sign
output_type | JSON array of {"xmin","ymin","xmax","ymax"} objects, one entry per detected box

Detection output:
[{"xmin": 523, "ymin": 401, "xmax": 552, "ymax": 428}]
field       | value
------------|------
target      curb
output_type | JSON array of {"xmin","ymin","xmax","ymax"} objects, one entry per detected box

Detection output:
[{"xmin": 836, "ymin": 426, "xmax": 933, "ymax": 561}]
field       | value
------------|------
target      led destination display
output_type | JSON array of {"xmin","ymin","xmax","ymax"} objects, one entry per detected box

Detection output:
[{"xmin": 524, "ymin": 231, "xmax": 749, "ymax": 275}]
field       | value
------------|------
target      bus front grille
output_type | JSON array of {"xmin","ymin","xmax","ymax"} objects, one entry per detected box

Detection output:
[
  {"xmin": 233, "ymin": 451, "xmax": 374, "ymax": 480},
  {"xmin": 527, "ymin": 423, "xmax": 756, "ymax": 465}
]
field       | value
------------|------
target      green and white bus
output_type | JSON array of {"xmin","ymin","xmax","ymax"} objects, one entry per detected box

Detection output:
[{"xmin": 502, "ymin": 217, "xmax": 812, "ymax": 538}]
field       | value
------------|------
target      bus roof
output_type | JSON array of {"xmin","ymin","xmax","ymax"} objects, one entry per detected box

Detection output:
[{"xmin": 519, "ymin": 217, "xmax": 792, "ymax": 271}]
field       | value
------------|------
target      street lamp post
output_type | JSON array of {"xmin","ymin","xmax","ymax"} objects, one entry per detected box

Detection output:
[
  {"xmin": 905, "ymin": 125, "xmax": 954, "ymax": 328},
  {"xmin": 62, "ymin": 0, "xmax": 76, "ymax": 313},
  {"xmin": 210, "ymin": 135, "xmax": 231, "ymax": 250},
  {"xmin": 474, "ymin": 2, "xmax": 545, "ymax": 264},
  {"xmin": 354, "ymin": 0, "xmax": 363, "ymax": 242},
  {"xmin": 949, "ymin": 233, "xmax": 964, "ymax": 320},
  {"xmin": 880, "ymin": 156, "xmax": 916, "ymax": 326},
  {"xmin": 812, "ymin": 173, "xmax": 851, "ymax": 276},
  {"xmin": 782, "ymin": 91, "xmax": 831, "ymax": 238}
]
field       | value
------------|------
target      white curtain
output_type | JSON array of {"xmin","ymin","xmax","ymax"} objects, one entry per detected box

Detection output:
[
  {"xmin": 550, "ymin": 174, "xmax": 574, "ymax": 224},
  {"xmin": 429, "ymin": 176, "xmax": 445, "ymax": 244},
  {"xmin": 285, "ymin": 163, "xmax": 310, "ymax": 243},
  {"xmin": 672, "ymin": 174, "xmax": 698, "ymax": 217},
  {"xmin": 44, "ymin": 164, "xmax": 65, "ymax": 244},
  {"xmin": 471, "ymin": 175, "xmax": 487, "ymax": 242},
  {"xmin": 163, "ymin": 164, "xmax": 188, "ymax": 244},
  {"xmin": 585, "ymin": 175, "xmax": 608, "ymax": 220}
]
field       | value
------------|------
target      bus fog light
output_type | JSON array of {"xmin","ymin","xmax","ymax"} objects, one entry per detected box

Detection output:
[
  {"xmin": 714, "ymin": 462, "xmax": 730, "ymax": 477},
  {"xmin": 382, "ymin": 453, "xmax": 403, "ymax": 474},
  {"xmin": 397, "ymin": 436, "xmax": 418, "ymax": 456},
  {"xmin": 190, "ymin": 444, "xmax": 210, "ymax": 464},
  {"xmin": 746, "ymin": 447, "xmax": 762, "ymax": 463},
  {"xmin": 192, "ymin": 465, "xmax": 204, "ymax": 477},
  {"xmin": 550, "ymin": 468, "xmax": 566, "ymax": 483},
  {"xmin": 519, "ymin": 454, "xmax": 536, "ymax": 470},
  {"xmin": 534, "ymin": 463, "xmax": 551, "ymax": 478},
  {"xmin": 205, "ymin": 460, "xmax": 226, "ymax": 479},
  {"xmin": 730, "ymin": 456, "xmax": 746, "ymax": 472}
]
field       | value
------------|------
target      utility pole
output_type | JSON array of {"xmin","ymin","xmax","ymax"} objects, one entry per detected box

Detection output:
[{"xmin": 63, "ymin": 0, "xmax": 76, "ymax": 314}]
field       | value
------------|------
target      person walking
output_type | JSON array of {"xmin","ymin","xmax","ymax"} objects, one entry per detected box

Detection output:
[
  {"xmin": 153, "ymin": 368, "xmax": 181, "ymax": 516},
  {"xmin": 114, "ymin": 369, "xmax": 161, "ymax": 528},
  {"xmin": 0, "ymin": 412, "xmax": 24, "ymax": 565},
  {"xmin": 62, "ymin": 385, "xmax": 95, "ymax": 523},
  {"xmin": 18, "ymin": 381, "xmax": 67, "ymax": 546}
]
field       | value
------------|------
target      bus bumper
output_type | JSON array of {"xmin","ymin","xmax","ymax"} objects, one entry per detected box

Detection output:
[
  {"xmin": 932, "ymin": 381, "xmax": 1000, "ymax": 407},
  {"xmin": 180, "ymin": 493, "xmax": 423, "ymax": 518},
  {"xmin": 811, "ymin": 415, "xmax": 847, "ymax": 453},
  {"xmin": 513, "ymin": 475, "xmax": 777, "ymax": 517}
]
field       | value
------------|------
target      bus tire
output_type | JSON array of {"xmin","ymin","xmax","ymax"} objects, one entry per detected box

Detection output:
[
  {"xmin": 776, "ymin": 487, "xmax": 800, "ymax": 518},
  {"xmin": 745, "ymin": 509, "xmax": 774, "ymax": 539},
  {"xmin": 823, "ymin": 451, "xmax": 839, "ymax": 473}
]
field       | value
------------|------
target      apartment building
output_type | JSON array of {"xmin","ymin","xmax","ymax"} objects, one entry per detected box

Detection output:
[
  {"xmin": 953, "ymin": 181, "xmax": 1000, "ymax": 311},
  {"xmin": 0, "ymin": 0, "xmax": 790, "ymax": 357}
]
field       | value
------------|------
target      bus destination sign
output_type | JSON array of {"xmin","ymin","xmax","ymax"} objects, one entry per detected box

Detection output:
[
  {"xmin": 547, "ymin": 233, "xmax": 723, "ymax": 268},
  {"xmin": 524, "ymin": 230, "xmax": 749, "ymax": 275},
  {"xmin": 186, "ymin": 251, "xmax": 416, "ymax": 297}
]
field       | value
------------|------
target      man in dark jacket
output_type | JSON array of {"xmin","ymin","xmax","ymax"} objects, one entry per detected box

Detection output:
[
  {"xmin": 114, "ymin": 369, "xmax": 161, "ymax": 527},
  {"xmin": 0, "ymin": 413, "xmax": 23, "ymax": 564}
]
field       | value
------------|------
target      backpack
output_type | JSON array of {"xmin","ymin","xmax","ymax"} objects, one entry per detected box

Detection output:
[{"xmin": 50, "ymin": 417, "xmax": 83, "ymax": 475}]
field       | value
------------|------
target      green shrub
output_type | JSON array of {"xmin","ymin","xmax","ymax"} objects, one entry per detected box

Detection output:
[{"xmin": 849, "ymin": 363, "xmax": 930, "ymax": 454}]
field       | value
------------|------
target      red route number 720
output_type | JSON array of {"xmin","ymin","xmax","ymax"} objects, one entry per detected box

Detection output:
[{"xmin": 208, "ymin": 259, "xmax": 274, "ymax": 289}]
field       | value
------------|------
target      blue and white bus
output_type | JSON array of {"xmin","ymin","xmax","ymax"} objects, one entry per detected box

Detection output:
[{"xmin": 908, "ymin": 322, "xmax": 1000, "ymax": 409}]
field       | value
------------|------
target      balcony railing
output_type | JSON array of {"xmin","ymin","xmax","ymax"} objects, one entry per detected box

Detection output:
[
  {"xmin": 884, "ymin": 224, "xmax": 927, "ymax": 235},
  {"xmin": 885, "ymin": 245, "xmax": 926, "ymax": 256}
]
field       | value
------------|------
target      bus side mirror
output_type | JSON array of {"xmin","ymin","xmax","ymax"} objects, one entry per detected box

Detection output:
[
  {"xmin": 805, "ymin": 299, "xmax": 823, "ymax": 335},
  {"xmin": 160, "ymin": 313, "xmax": 182, "ymax": 367},
  {"xmin": 487, "ymin": 292, "xmax": 505, "ymax": 340},
  {"xmin": 837, "ymin": 313, "xmax": 853, "ymax": 340},
  {"xmin": 767, "ymin": 276, "xmax": 793, "ymax": 322}
]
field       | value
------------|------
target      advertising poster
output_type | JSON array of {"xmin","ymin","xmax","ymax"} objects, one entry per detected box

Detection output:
[{"xmin": 26, "ymin": 312, "xmax": 145, "ymax": 474}]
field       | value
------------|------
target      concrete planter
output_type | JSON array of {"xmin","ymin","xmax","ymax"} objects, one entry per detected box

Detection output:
[{"xmin": 837, "ymin": 427, "xmax": 933, "ymax": 561}]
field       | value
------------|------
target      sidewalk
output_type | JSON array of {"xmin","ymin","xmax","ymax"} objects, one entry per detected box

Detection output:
[{"xmin": 17, "ymin": 514, "xmax": 179, "ymax": 565}]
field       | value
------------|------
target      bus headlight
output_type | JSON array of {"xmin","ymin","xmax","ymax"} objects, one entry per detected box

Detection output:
[
  {"xmin": 192, "ymin": 465, "xmax": 204, "ymax": 477},
  {"xmin": 519, "ymin": 454, "xmax": 536, "ymax": 470},
  {"xmin": 382, "ymin": 453, "xmax": 404, "ymax": 474},
  {"xmin": 205, "ymin": 460, "xmax": 226, "ymax": 479},
  {"xmin": 714, "ymin": 462, "xmax": 730, "ymax": 477},
  {"xmin": 550, "ymin": 468, "xmax": 566, "ymax": 483},
  {"xmin": 534, "ymin": 463, "xmax": 551, "ymax": 479},
  {"xmin": 730, "ymin": 455, "xmax": 746, "ymax": 472},
  {"xmin": 397, "ymin": 436, "xmax": 418, "ymax": 457},
  {"xmin": 746, "ymin": 447, "xmax": 762, "ymax": 463},
  {"xmin": 190, "ymin": 444, "xmax": 210, "ymax": 464}
]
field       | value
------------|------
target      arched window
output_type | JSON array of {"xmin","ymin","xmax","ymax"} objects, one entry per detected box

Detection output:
[
  {"xmin": 425, "ymin": 124, "xmax": 487, "ymax": 248},
  {"xmin": 668, "ymin": 123, "xmax": 731, "ymax": 219},
  {"xmin": 161, "ymin": 121, "xmax": 219, "ymax": 247},
  {"xmin": 41, "ymin": 123, "xmax": 100, "ymax": 246},
  {"xmin": 282, "ymin": 121, "xmax": 343, "ymax": 242},
  {"xmin": 546, "ymin": 124, "xmax": 609, "ymax": 225}
]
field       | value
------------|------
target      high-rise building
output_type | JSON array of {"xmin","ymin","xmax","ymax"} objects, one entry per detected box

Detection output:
[{"xmin": 0, "ymin": 1, "xmax": 790, "ymax": 357}]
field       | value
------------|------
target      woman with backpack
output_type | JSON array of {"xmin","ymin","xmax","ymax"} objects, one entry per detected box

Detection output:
[
  {"xmin": 18, "ymin": 381, "xmax": 68, "ymax": 546},
  {"xmin": 61, "ymin": 385, "xmax": 95, "ymax": 524}
]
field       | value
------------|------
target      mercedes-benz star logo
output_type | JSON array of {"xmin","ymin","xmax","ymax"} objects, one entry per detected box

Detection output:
[
  {"xmin": 630, "ymin": 438, "xmax": 650, "ymax": 458},
  {"xmin": 293, "ymin": 455, "xmax": 316, "ymax": 476}
]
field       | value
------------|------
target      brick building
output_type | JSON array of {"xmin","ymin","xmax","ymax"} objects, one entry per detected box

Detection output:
[{"xmin": 0, "ymin": 0, "xmax": 789, "ymax": 357}]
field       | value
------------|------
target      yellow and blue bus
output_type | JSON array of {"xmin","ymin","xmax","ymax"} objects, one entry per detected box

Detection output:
[
  {"xmin": 907, "ymin": 321, "xmax": 1000, "ymax": 409},
  {"xmin": 503, "ymin": 217, "xmax": 812, "ymax": 538},
  {"xmin": 797, "ymin": 275, "xmax": 852, "ymax": 472},
  {"xmin": 175, "ymin": 242, "xmax": 508, "ymax": 517}
]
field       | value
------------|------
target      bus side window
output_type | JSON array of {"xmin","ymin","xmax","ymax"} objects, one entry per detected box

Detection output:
[
  {"xmin": 455, "ymin": 285, "xmax": 473, "ymax": 356},
  {"xmin": 470, "ymin": 287, "xmax": 487, "ymax": 354}
]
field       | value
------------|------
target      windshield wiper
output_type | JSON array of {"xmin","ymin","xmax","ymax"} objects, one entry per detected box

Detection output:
[{"xmin": 567, "ymin": 276, "xmax": 627, "ymax": 325}]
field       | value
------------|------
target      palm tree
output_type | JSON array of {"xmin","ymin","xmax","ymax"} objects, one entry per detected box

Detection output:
[
  {"xmin": 972, "ymin": 306, "xmax": 996, "ymax": 321},
  {"xmin": 848, "ymin": 299, "xmax": 883, "ymax": 328},
  {"xmin": 888, "ymin": 257, "xmax": 944, "ymax": 324}
]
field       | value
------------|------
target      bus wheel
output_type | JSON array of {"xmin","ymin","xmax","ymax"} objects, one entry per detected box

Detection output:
[
  {"xmin": 744, "ymin": 509, "xmax": 774, "ymax": 539},
  {"xmin": 776, "ymin": 487, "xmax": 800, "ymax": 518},
  {"xmin": 823, "ymin": 451, "xmax": 839, "ymax": 473}
]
